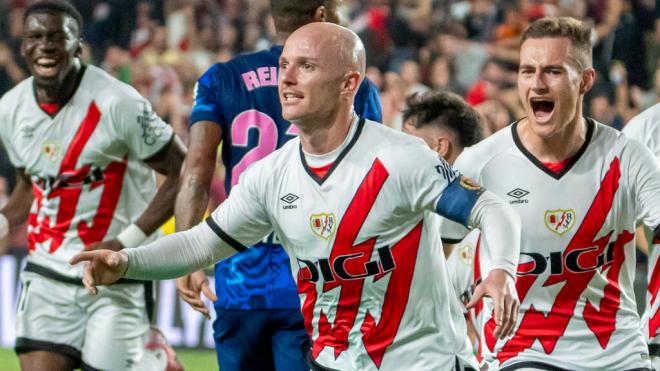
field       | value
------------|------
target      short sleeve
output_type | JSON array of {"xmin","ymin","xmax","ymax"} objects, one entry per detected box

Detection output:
[
  {"xmin": 0, "ymin": 124, "xmax": 22, "ymax": 169},
  {"xmin": 189, "ymin": 65, "xmax": 225, "ymax": 127},
  {"xmin": 208, "ymin": 163, "xmax": 273, "ymax": 249},
  {"xmin": 0, "ymin": 95, "xmax": 23, "ymax": 168},
  {"xmin": 355, "ymin": 78, "xmax": 383, "ymax": 122},
  {"xmin": 624, "ymin": 139, "xmax": 660, "ymax": 230},
  {"xmin": 112, "ymin": 92, "xmax": 174, "ymax": 161}
]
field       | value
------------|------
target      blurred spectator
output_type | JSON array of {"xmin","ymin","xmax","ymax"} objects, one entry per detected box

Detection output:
[
  {"xmin": 0, "ymin": 42, "xmax": 26, "ymax": 96},
  {"xmin": 381, "ymin": 71, "xmax": 406, "ymax": 130},
  {"xmin": 365, "ymin": 65, "xmax": 383, "ymax": 90},
  {"xmin": 399, "ymin": 59, "xmax": 430, "ymax": 96},
  {"xmin": 428, "ymin": 55, "xmax": 460, "ymax": 92},
  {"xmin": 610, "ymin": 0, "xmax": 653, "ymax": 90},
  {"xmin": 387, "ymin": 0, "xmax": 432, "ymax": 71},
  {"xmin": 474, "ymin": 99, "xmax": 514, "ymax": 136},
  {"xmin": 587, "ymin": 81, "xmax": 624, "ymax": 129}
]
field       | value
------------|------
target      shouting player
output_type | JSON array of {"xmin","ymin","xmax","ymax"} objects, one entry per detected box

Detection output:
[
  {"xmin": 442, "ymin": 17, "xmax": 660, "ymax": 370},
  {"xmin": 624, "ymin": 103, "xmax": 660, "ymax": 369},
  {"xmin": 0, "ymin": 1, "xmax": 185, "ymax": 370},
  {"xmin": 401, "ymin": 90, "xmax": 487, "ymax": 360},
  {"xmin": 71, "ymin": 23, "xmax": 521, "ymax": 371},
  {"xmin": 174, "ymin": 0, "xmax": 381, "ymax": 369}
]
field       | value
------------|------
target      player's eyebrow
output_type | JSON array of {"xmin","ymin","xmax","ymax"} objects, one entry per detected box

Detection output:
[
  {"xmin": 293, "ymin": 56, "xmax": 320, "ymax": 65},
  {"xmin": 518, "ymin": 64, "xmax": 566, "ymax": 71}
]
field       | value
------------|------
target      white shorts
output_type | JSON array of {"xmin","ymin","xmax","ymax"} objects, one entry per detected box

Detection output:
[{"xmin": 15, "ymin": 269, "xmax": 152, "ymax": 370}]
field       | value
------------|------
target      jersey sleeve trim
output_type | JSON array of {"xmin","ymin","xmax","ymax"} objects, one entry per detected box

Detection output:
[
  {"xmin": 204, "ymin": 217, "xmax": 247, "ymax": 252},
  {"xmin": 189, "ymin": 112, "xmax": 222, "ymax": 127},
  {"xmin": 137, "ymin": 128, "xmax": 175, "ymax": 161},
  {"xmin": 435, "ymin": 176, "xmax": 484, "ymax": 227},
  {"xmin": 441, "ymin": 237, "xmax": 464, "ymax": 244},
  {"xmin": 143, "ymin": 134, "xmax": 174, "ymax": 163}
]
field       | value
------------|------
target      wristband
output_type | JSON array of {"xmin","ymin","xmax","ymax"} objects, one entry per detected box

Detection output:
[
  {"xmin": 0, "ymin": 213, "xmax": 8, "ymax": 239},
  {"xmin": 116, "ymin": 223, "xmax": 148, "ymax": 249}
]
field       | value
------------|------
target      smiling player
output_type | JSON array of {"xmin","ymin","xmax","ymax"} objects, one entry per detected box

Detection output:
[{"xmin": 0, "ymin": 1, "xmax": 185, "ymax": 370}]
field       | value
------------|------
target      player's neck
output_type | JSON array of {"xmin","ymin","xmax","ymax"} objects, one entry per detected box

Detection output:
[
  {"xmin": 34, "ymin": 62, "xmax": 83, "ymax": 105},
  {"xmin": 298, "ymin": 106, "xmax": 354, "ymax": 155},
  {"xmin": 518, "ymin": 115, "xmax": 588, "ymax": 163}
]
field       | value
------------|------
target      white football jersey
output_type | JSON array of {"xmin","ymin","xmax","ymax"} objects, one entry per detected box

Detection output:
[
  {"xmin": 443, "ymin": 119, "xmax": 660, "ymax": 370},
  {"xmin": 444, "ymin": 227, "xmax": 487, "ymax": 362},
  {"xmin": 209, "ymin": 118, "xmax": 481, "ymax": 370},
  {"xmin": 0, "ymin": 65, "xmax": 173, "ymax": 278},
  {"xmin": 624, "ymin": 103, "xmax": 660, "ymax": 356}
]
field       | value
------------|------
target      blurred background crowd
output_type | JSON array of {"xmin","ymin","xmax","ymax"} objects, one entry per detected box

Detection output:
[{"xmin": 0, "ymin": 0, "xmax": 658, "ymax": 276}]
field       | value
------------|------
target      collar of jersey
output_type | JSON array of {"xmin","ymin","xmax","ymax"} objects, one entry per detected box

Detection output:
[
  {"xmin": 511, "ymin": 116, "xmax": 595, "ymax": 180},
  {"xmin": 299, "ymin": 115, "xmax": 366, "ymax": 186},
  {"xmin": 31, "ymin": 64, "xmax": 88, "ymax": 119}
]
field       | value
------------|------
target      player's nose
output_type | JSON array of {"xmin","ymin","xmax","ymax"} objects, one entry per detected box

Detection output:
[
  {"xmin": 279, "ymin": 65, "xmax": 297, "ymax": 86},
  {"xmin": 531, "ymin": 71, "xmax": 548, "ymax": 91}
]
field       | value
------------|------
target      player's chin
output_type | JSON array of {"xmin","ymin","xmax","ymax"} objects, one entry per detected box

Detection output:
[
  {"xmin": 529, "ymin": 120, "xmax": 559, "ymax": 139},
  {"xmin": 32, "ymin": 73, "xmax": 60, "ymax": 88},
  {"xmin": 281, "ymin": 107, "xmax": 305, "ymax": 122}
]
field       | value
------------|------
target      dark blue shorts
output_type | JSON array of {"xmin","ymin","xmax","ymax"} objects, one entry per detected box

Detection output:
[{"xmin": 213, "ymin": 308, "xmax": 310, "ymax": 371}]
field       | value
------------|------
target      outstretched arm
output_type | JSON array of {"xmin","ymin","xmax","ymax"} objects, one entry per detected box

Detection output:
[{"xmin": 71, "ymin": 220, "xmax": 236, "ymax": 294}]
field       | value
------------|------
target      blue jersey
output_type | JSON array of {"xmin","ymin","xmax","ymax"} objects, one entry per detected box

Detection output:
[{"xmin": 190, "ymin": 45, "xmax": 382, "ymax": 309}]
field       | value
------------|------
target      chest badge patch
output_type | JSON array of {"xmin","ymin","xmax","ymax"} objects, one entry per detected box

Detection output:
[
  {"xmin": 310, "ymin": 213, "xmax": 336, "ymax": 240},
  {"xmin": 544, "ymin": 209, "xmax": 576, "ymax": 235},
  {"xmin": 42, "ymin": 141, "xmax": 62, "ymax": 163},
  {"xmin": 459, "ymin": 244, "xmax": 475, "ymax": 265}
]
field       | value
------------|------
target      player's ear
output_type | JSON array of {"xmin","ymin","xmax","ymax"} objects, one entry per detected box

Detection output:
[
  {"xmin": 75, "ymin": 38, "xmax": 83, "ymax": 58},
  {"xmin": 313, "ymin": 5, "xmax": 326, "ymax": 22},
  {"xmin": 435, "ymin": 137, "xmax": 450, "ymax": 158},
  {"xmin": 341, "ymin": 71, "xmax": 360, "ymax": 95},
  {"xmin": 579, "ymin": 67, "xmax": 595, "ymax": 95}
]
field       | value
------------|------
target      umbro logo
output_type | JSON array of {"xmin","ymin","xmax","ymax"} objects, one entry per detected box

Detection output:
[
  {"xmin": 507, "ymin": 188, "xmax": 529, "ymax": 204},
  {"xmin": 281, "ymin": 193, "xmax": 299, "ymax": 209}
]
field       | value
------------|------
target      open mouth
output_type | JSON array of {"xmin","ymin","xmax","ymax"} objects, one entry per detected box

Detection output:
[
  {"xmin": 34, "ymin": 57, "xmax": 60, "ymax": 77},
  {"xmin": 530, "ymin": 97, "xmax": 555, "ymax": 121},
  {"xmin": 282, "ymin": 92, "xmax": 303, "ymax": 103}
]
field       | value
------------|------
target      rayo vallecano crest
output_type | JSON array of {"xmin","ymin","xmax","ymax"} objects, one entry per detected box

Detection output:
[
  {"xmin": 310, "ymin": 213, "xmax": 336, "ymax": 240},
  {"xmin": 42, "ymin": 141, "xmax": 62, "ymax": 163},
  {"xmin": 544, "ymin": 209, "xmax": 576, "ymax": 235}
]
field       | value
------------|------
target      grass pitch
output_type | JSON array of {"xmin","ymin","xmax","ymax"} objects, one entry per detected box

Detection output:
[{"xmin": 0, "ymin": 347, "xmax": 217, "ymax": 370}]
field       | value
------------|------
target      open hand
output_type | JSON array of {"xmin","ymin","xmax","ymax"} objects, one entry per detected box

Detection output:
[
  {"xmin": 467, "ymin": 268, "xmax": 519, "ymax": 339},
  {"xmin": 176, "ymin": 270, "xmax": 217, "ymax": 319},
  {"xmin": 69, "ymin": 250, "xmax": 129, "ymax": 295}
]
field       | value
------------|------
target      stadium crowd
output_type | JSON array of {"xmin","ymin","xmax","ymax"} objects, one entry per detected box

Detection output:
[
  {"xmin": 0, "ymin": 0, "xmax": 657, "ymax": 188},
  {"xmin": 0, "ymin": 0, "xmax": 658, "ymax": 221}
]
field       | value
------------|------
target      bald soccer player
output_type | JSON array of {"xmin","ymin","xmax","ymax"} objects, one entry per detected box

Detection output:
[
  {"xmin": 175, "ymin": 1, "xmax": 381, "ymax": 369},
  {"xmin": 71, "ymin": 23, "xmax": 521, "ymax": 371}
]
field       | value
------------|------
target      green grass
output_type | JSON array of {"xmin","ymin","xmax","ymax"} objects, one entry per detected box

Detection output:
[{"xmin": 0, "ymin": 347, "xmax": 217, "ymax": 371}]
